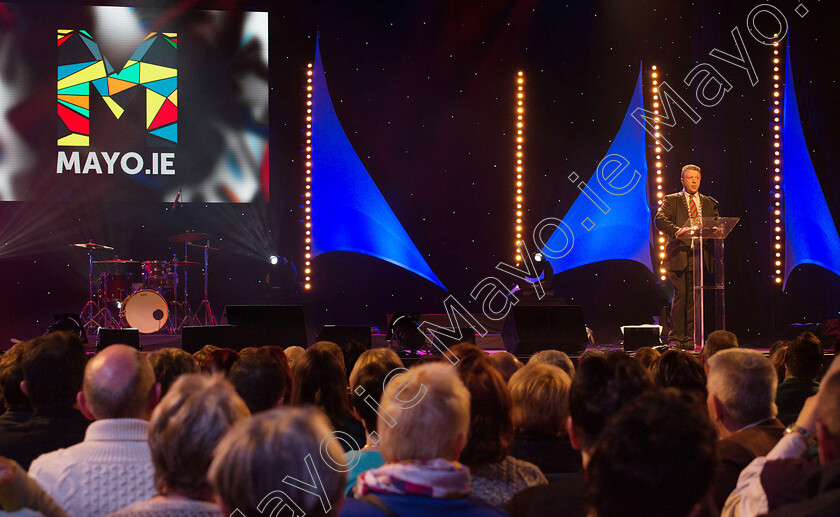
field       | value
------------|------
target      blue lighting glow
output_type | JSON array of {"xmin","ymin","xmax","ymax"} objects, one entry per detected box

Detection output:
[
  {"xmin": 310, "ymin": 37, "xmax": 446, "ymax": 290},
  {"xmin": 541, "ymin": 67, "xmax": 653, "ymax": 274},
  {"xmin": 782, "ymin": 41, "xmax": 840, "ymax": 287}
]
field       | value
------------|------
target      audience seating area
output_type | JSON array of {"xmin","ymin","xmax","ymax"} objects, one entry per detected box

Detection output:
[{"xmin": 0, "ymin": 328, "xmax": 837, "ymax": 516}]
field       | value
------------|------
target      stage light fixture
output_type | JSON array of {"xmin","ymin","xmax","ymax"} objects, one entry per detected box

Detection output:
[
  {"xmin": 304, "ymin": 62, "xmax": 314, "ymax": 290},
  {"xmin": 772, "ymin": 50, "xmax": 784, "ymax": 287},
  {"xmin": 269, "ymin": 255, "xmax": 279, "ymax": 265},
  {"xmin": 513, "ymin": 71, "xmax": 527, "ymax": 264},
  {"xmin": 647, "ymin": 65, "xmax": 667, "ymax": 279}
]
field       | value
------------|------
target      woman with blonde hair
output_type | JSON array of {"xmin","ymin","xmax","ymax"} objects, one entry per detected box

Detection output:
[{"xmin": 508, "ymin": 363, "xmax": 581, "ymax": 476}]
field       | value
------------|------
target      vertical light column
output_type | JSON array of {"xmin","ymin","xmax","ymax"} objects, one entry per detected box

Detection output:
[
  {"xmin": 651, "ymin": 65, "xmax": 666, "ymax": 281},
  {"xmin": 771, "ymin": 43, "xmax": 783, "ymax": 285},
  {"xmin": 304, "ymin": 63, "xmax": 313, "ymax": 291},
  {"xmin": 514, "ymin": 71, "xmax": 525, "ymax": 264}
]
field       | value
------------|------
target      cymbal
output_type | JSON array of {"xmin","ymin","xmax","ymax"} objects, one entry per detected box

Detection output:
[
  {"xmin": 93, "ymin": 259, "xmax": 139, "ymax": 264},
  {"xmin": 72, "ymin": 241, "xmax": 113, "ymax": 250},
  {"xmin": 168, "ymin": 232, "xmax": 209, "ymax": 243},
  {"xmin": 172, "ymin": 260, "xmax": 202, "ymax": 267},
  {"xmin": 188, "ymin": 242, "xmax": 220, "ymax": 251}
]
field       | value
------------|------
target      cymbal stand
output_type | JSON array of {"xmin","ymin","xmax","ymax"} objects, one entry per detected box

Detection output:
[
  {"xmin": 191, "ymin": 240, "xmax": 218, "ymax": 326},
  {"xmin": 80, "ymin": 248, "xmax": 104, "ymax": 331},
  {"xmin": 93, "ymin": 269, "xmax": 120, "ymax": 328},
  {"xmin": 176, "ymin": 241, "xmax": 198, "ymax": 331},
  {"xmin": 170, "ymin": 257, "xmax": 195, "ymax": 332}
]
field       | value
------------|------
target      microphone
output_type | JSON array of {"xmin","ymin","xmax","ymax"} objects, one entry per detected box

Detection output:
[{"xmin": 170, "ymin": 189, "xmax": 182, "ymax": 211}]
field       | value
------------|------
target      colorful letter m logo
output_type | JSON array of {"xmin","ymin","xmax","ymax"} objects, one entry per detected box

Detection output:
[{"xmin": 57, "ymin": 30, "xmax": 177, "ymax": 146}]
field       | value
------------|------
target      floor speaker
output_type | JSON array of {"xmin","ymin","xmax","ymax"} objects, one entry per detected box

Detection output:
[
  {"xmin": 316, "ymin": 325, "xmax": 372, "ymax": 348},
  {"xmin": 181, "ymin": 325, "xmax": 238, "ymax": 354},
  {"xmin": 97, "ymin": 328, "xmax": 140, "ymax": 351},
  {"xmin": 222, "ymin": 305, "xmax": 308, "ymax": 348},
  {"xmin": 501, "ymin": 304, "xmax": 588, "ymax": 356}
]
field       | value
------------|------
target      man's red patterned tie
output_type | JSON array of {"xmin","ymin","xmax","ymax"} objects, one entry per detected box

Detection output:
[{"xmin": 689, "ymin": 196, "xmax": 699, "ymax": 218}]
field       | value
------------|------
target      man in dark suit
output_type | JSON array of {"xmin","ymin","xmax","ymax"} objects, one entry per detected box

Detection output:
[
  {"xmin": 707, "ymin": 349, "xmax": 785, "ymax": 512},
  {"xmin": 654, "ymin": 164, "xmax": 719, "ymax": 349}
]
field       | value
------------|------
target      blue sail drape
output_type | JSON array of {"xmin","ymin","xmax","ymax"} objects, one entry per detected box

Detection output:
[
  {"xmin": 310, "ymin": 37, "xmax": 445, "ymax": 290},
  {"xmin": 541, "ymin": 66, "xmax": 653, "ymax": 274},
  {"xmin": 782, "ymin": 40, "xmax": 840, "ymax": 287}
]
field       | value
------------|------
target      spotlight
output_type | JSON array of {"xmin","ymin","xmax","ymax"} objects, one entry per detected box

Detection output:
[{"xmin": 269, "ymin": 255, "xmax": 279, "ymax": 265}]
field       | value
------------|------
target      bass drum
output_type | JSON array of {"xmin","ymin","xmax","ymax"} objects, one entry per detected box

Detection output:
[{"xmin": 122, "ymin": 289, "xmax": 169, "ymax": 334}]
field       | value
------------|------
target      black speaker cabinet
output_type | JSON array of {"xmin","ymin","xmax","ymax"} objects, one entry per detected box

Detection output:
[
  {"xmin": 181, "ymin": 325, "xmax": 239, "ymax": 354},
  {"xmin": 97, "ymin": 328, "xmax": 140, "ymax": 351},
  {"xmin": 221, "ymin": 305, "xmax": 308, "ymax": 348},
  {"xmin": 316, "ymin": 325, "xmax": 372, "ymax": 349},
  {"xmin": 622, "ymin": 326, "xmax": 662, "ymax": 351},
  {"xmin": 502, "ymin": 304, "xmax": 588, "ymax": 357}
]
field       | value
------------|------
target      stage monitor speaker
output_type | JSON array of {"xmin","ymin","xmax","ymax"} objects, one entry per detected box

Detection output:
[
  {"xmin": 181, "ymin": 325, "xmax": 238, "ymax": 354},
  {"xmin": 316, "ymin": 325, "xmax": 372, "ymax": 349},
  {"xmin": 502, "ymin": 305, "xmax": 588, "ymax": 357},
  {"xmin": 222, "ymin": 305, "xmax": 308, "ymax": 348},
  {"xmin": 622, "ymin": 326, "xmax": 662, "ymax": 351},
  {"xmin": 97, "ymin": 328, "xmax": 140, "ymax": 351}
]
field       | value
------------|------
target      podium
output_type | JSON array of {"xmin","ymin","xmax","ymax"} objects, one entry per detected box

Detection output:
[{"xmin": 675, "ymin": 217, "xmax": 739, "ymax": 347}]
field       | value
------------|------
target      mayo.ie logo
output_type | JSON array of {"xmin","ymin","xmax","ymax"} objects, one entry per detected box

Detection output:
[{"xmin": 57, "ymin": 30, "xmax": 177, "ymax": 146}]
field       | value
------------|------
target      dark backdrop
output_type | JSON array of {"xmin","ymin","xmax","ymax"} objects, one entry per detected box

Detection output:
[{"xmin": 1, "ymin": 0, "xmax": 839, "ymax": 346}]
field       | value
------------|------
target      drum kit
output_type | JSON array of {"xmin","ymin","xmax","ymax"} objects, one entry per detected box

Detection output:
[{"xmin": 73, "ymin": 231, "xmax": 219, "ymax": 334}]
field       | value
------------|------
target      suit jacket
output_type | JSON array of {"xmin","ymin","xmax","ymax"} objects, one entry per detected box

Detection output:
[
  {"xmin": 654, "ymin": 191, "xmax": 720, "ymax": 271},
  {"xmin": 712, "ymin": 418, "xmax": 786, "ymax": 511}
]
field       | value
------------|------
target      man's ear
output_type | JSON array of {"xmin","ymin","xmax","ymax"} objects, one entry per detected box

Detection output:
[
  {"xmin": 567, "ymin": 416, "xmax": 581, "ymax": 451},
  {"xmin": 149, "ymin": 382, "xmax": 162, "ymax": 409},
  {"xmin": 19, "ymin": 381, "xmax": 27, "ymax": 397},
  {"xmin": 77, "ymin": 391, "xmax": 96, "ymax": 421},
  {"xmin": 711, "ymin": 394, "xmax": 726, "ymax": 423}
]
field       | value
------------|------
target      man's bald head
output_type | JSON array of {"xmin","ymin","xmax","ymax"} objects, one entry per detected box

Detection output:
[{"xmin": 83, "ymin": 345, "xmax": 157, "ymax": 420}]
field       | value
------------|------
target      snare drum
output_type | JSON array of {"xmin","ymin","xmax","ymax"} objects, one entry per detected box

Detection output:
[
  {"xmin": 141, "ymin": 260, "xmax": 174, "ymax": 290},
  {"xmin": 98, "ymin": 272, "xmax": 133, "ymax": 302},
  {"xmin": 121, "ymin": 289, "xmax": 169, "ymax": 333}
]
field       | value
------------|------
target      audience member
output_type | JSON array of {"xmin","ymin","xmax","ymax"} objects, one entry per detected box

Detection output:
[
  {"xmin": 342, "ymin": 341, "xmax": 369, "ymax": 382},
  {"xmin": 632, "ymin": 346, "xmax": 660, "ymax": 372},
  {"xmin": 777, "ymin": 332, "xmax": 823, "ymax": 425},
  {"xmin": 30, "ymin": 345, "xmax": 160, "ymax": 517},
  {"xmin": 342, "ymin": 362, "xmax": 507, "ymax": 516},
  {"xmin": 209, "ymin": 407, "xmax": 347, "ymax": 517},
  {"xmin": 508, "ymin": 363, "xmax": 581, "ymax": 476},
  {"xmin": 0, "ymin": 332, "xmax": 89, "ymax": 470},
  {"xmin": 191, "ymin": 345, "xmax": 218, "ymax": 368},
  {"xmin": 528, "ymin": 349, "xmax": 575, "ymax": 379},
  {"xmin": 651, "ymin": 349, "xmax": 707, "ymax": 400},
  {"xmin": 449, "ymin": 344, "xmax": 546, "ymax": 507},
  {"xmin": 706, "ymin": 348, "xmax": 785, "ymax": 511},
  {"xmin": 701, "ymin": 329, "xmax": 739, "ymax": 372},
  {"xmin": 200, "ymin": 348, "xmax": 239, "ymax": 374},
  {"xmin": 228, "ymin": 350, "xmax": 288, "ymax": 413},
  {"xmin": 108, "ymin": 374, "xmax": 249, "ymax": 516},
  {"xmin": 587, "ymin": 390, "xmax": 717, "ymax": 517},
  {"xmin": 770, "ymin": 342, "xmax": 790, "ymax": 385},
  {"xmin": 309, "ymin": 341, "xmax": 346, "ymax": 371},
  {"xmin": 149, "ymin": 348, "xmax": 197, "ymax": 396},
  {"xmin": 487, "ymin": 352, "xmax": 523, "ymax": 382},
  {"xmin": 0, "ymin": 456, "xmax": 67, "ymax": 516},
  {"xmin": 292, "ymin": 348, "xmax": 366, "ymax": 451},
  {"xmin": 506, "ymin": 352, "xmax": 653, "ymax": 517},
  {"xmin": 722, "ymin": 356, "xmax": 840, "ymax": 516},
  {"xmin": 284, "ymin": 345, "xmax": 307, "ymax": 372},
  {"xmin": 345, "ymin": 349, "xmax": 404, "ymax": 494},
  {"xmin": 0, "ymin": 341, "xmax": 33, "ymax": 429}
]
